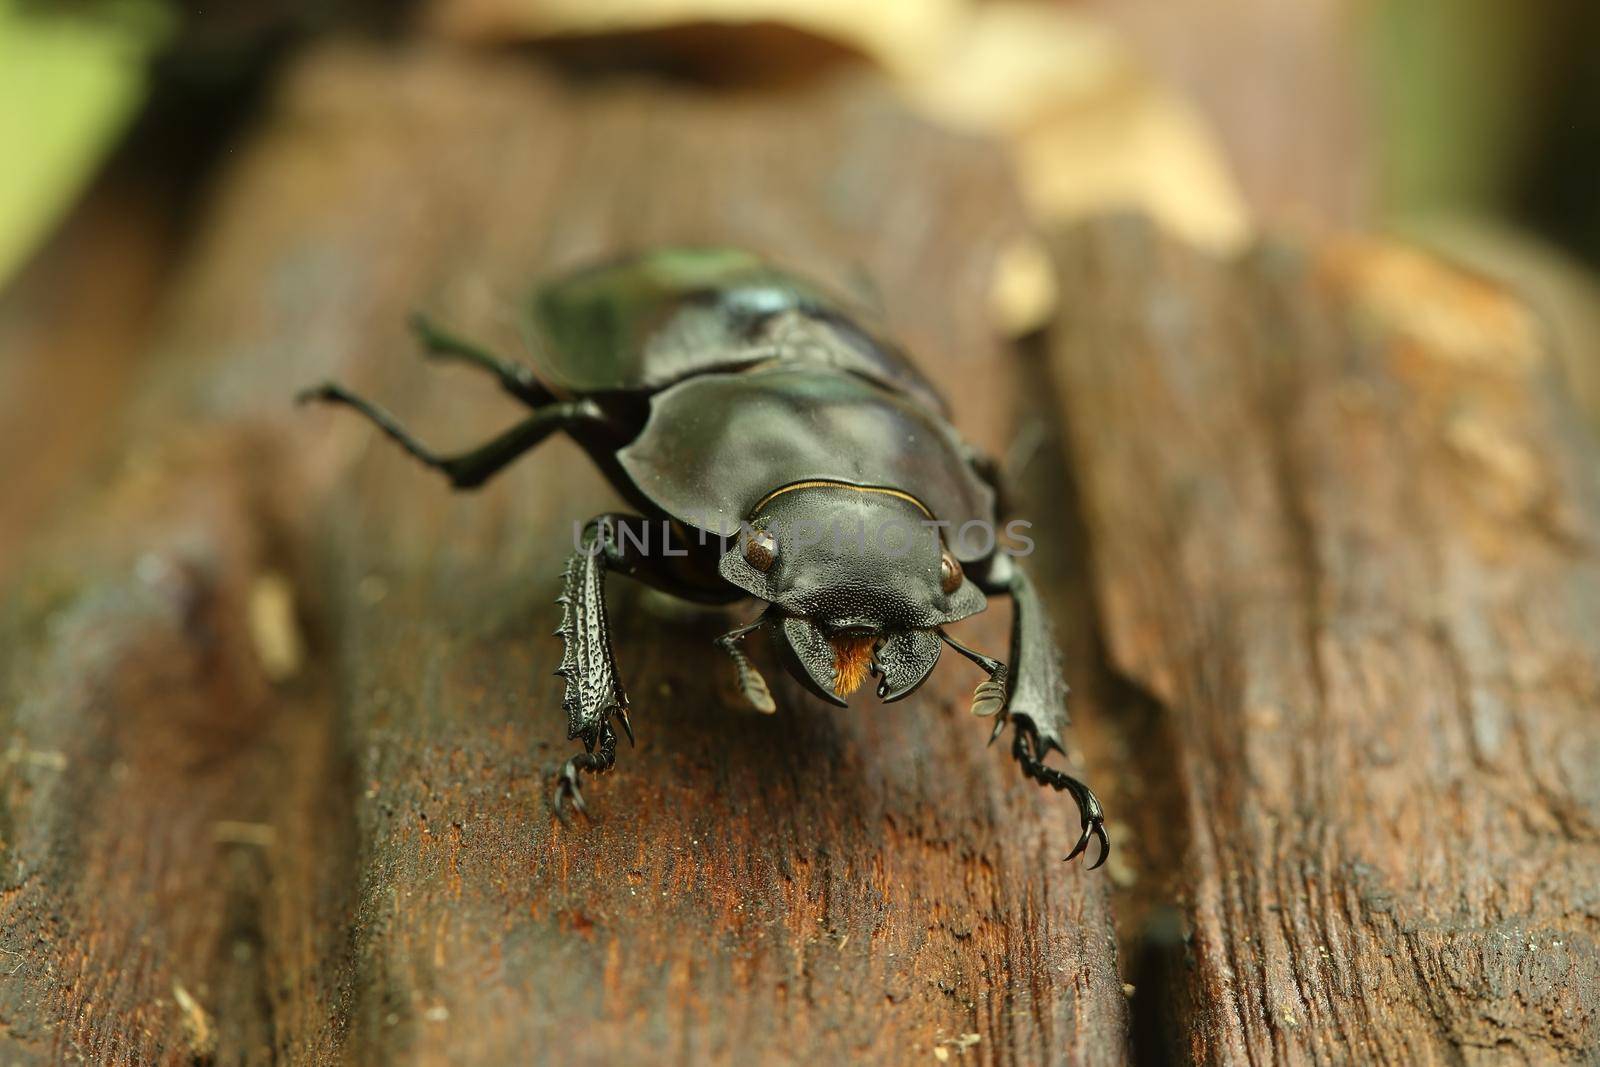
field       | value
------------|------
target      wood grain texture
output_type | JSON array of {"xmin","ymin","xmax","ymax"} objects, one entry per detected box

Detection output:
[
  {"xmin": 0, "ymin": 46, "xmax": 1128, "ymax": 1065},
  {"xmin": 0, "ymin": 177, "xmax": 177, "ymax": 580},
  {"xmin": 1047, "ymin": 218, "xmax": 1600, "ymax": 1064}
]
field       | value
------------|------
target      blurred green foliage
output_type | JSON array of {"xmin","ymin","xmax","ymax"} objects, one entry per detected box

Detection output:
[
  {"xmin": 1372, "ymin": 0, "xmax": 1600, "ymax": 266},
  {"xmin": 0, "ymin": 0, "xmax": 171, "ymax": 287}
]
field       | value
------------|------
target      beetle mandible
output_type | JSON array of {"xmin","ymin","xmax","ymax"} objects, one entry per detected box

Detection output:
[{"xmin": 300, "ymin": 247, "xmax": 1108, "ymax": 867}]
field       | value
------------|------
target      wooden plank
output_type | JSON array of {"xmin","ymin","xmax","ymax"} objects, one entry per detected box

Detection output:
[
  {"xmin": 0, "ymin": 47, "xmax": 1130, "ymax": 1065},
  {"xmin": 0, "ymin": 439, "xmax": 353, "ymax": 1065},
  {"xmin": 0, "ymin": 176, "xmax": 175, "ymax": 580},
  {"xmin": 1047, "ymin": 218, "xmax": 1600, "ymax": 1063}
]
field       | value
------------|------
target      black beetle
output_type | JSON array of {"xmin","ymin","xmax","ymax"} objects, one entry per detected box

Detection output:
[{"xmin": 300, "ymin": 247, "xmax": 1107, "ymax": 867}]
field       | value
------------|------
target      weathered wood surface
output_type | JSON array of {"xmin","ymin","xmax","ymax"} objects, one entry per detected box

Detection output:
[
  {"xmin": 1049, "ymin": 222, "xmax": 1600, "ymax": 1063},
  {"xmin": 0, "ymin": 172, "xmax": 180, "ymax": 581},
  {"xmin": 0, "ymin": 47, "xmax": 1128, "ymax": 1065}
]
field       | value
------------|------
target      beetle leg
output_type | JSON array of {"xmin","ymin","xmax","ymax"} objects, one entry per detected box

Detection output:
[
  {"xmin": 966, "ymin": 554, "xmax": 1110, "ymax": 868},
  {"xmin": 555, "ymin": 722, "xmax": 618, "ymax": 819},
  {"xmin": 549, "ymin": 515, "xmax": 746, "ymax": 814},
  {"xmin": 409, "ymin": 311, "xmax": 556, "ymax": 407},
  {"xmin": 1011, "ymin": 721, "xmax": 1109, "ymax": 868},
  {"xmin": 298, "ymin": 382, "xmax": 603, "ymax": 489},
  {"xmin": 714, "ymin": 615, "xmax": 777, "ymax": 713},
  {"xmin": 552, "ymin": 516, "xmax": 632, "ymax": 819}
]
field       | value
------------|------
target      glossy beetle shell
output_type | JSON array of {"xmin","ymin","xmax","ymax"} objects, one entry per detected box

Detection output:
[
  {"xmin": 526, "ymin": 247, "xmax": 947, "ymax": 413},
  {"xmin": 617, "ymin": 364, "xmax": 995, "ymax": 551}
]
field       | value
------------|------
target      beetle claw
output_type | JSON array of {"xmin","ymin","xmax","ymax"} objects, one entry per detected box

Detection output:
[
  {"xmin": 1065, "ymin": 822, "xmax": 1093, "ymax": 862},
  {"xmin": 615, "ymin": 706, "xmax": 635, "ymax": 746},
  {"xmin": 987, "ymin": 715, "xmax": 1008, "ymax": 746},
  {"xmin": 1086, "ymin": 822, "xmax": 1111, "ymax": 870},
  {"xmin": 553, "ymin": 759, "xmax": 590, "ymax": 821},
  {"xmin": 1063, "ymin": 815, "xmax": 1111, "ymax": 870},
  {"xmin": 553, "ymin": 725, "xmax": 618, "ymax": 823},
  {"xmin": 1007, "ymin": 721, "xmax": 1110, "ymax": 870}
]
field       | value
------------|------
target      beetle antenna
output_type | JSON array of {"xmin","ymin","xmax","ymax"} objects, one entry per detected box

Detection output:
[
  {"xmin": 938, "ymin": 629, "xmax": 1010, "ymax": 720},
  {"xmin": 715, "ymin": 612, "xmax": 777, "ymax": 714},
  {"xmin": 936, "ymin": 629, "xmax": 1005, "ymax": 677}
]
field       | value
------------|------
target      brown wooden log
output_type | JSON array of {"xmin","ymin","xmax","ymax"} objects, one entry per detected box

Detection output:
[
  {"xmin": 0, "ymin": 176, "xmax": 178, "ymax": 580},
  {"xmin": 0, "ymin": 46, "xmax": 1128, "ymax": 1065},
  {"xmin": 1047, "ymin": 219, "xmax": 1600, "ymax": 1063}
]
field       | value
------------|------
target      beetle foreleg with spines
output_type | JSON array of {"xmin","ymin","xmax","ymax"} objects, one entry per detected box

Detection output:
[{"xmin": 553, "ymin": 515, "xmax": 632, "ymax": 817}]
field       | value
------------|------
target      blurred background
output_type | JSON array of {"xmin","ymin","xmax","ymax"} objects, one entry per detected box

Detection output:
[{"xmin": 2, "ymin": 0, "xmax": 1598, "ymax": 568}]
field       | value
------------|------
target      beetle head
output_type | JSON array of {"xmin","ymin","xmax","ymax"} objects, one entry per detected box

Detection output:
[{"xmin": 718, "ymin": 485, "xmax": 986, "ymax": 706}]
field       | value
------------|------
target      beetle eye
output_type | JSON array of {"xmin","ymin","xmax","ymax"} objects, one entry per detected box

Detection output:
[
  {"xmin": 744, "ymin": 528, "xmax": 778, "ymax": 572},
  {"xmin": 939, "ymin": 549, "xmax": 963, "ymax": 594}
]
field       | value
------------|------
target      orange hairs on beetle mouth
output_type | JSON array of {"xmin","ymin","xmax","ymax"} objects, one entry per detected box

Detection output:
[{"xmin": 829, "ymin": 634, "xmax": 878, "ymax": 696}]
